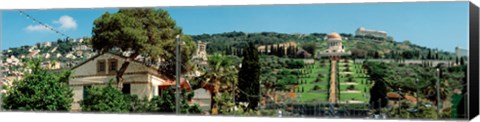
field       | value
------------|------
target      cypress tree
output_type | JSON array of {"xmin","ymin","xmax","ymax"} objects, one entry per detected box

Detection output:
[
  {"xmin": 237, "ymin": 42, "xmax": 261, "ymax": 110},
  {"xmin": 460, "ymin": 57, "xmax": 465, "ymax": 65},
  {"xmin": 427, "ymin": 50, "xmax": 432, "ymax": 59},
  {"xmin": 456, "ymin": 57, "xmax": 459, "ymax": 65}
]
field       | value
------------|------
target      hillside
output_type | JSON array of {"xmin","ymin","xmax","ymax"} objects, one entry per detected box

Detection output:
[
  {"xmin": 191, "ymin": 31, "xmax": 458, "ymax": 60},
  {"xmin": 1, "ymin": 31, "xmax": 459, "ymax": 78},
  {"xmin": 2, "ymin": 37, "xmax": 96, "ymax": 77}
]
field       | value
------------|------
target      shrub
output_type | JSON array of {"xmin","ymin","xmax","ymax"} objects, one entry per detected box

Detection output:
[
  {"xmin": 81, "ymin": 82, "xmax": 129, "ymax": 113},
  {"xmin": 347, "ymin": 85, "xmax": 355, "ymax": 90},
  {"xmin": 312, "ymin": 85, "xmax": 321, "ymax": 91}
]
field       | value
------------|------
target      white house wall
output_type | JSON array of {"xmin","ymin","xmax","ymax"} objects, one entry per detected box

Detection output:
[
  {"xmin": 68, "ymin": 53, "xmax": 167, "ymax": 112},
  {"xmin": 71, "ymin": 53, "xmax": 154, "ymax": 76},
  {"xmin": 131, "ymin": 84, "xmax": 152, "ymax": 99}
]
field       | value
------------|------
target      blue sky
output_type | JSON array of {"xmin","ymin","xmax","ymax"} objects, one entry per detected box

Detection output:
[{"xmin": 1, "ymin": 2, "xmax": 469, "ymax": 52}]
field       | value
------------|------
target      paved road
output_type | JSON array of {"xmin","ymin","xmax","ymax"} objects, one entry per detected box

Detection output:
[{"xmin": 328, "ymin": 60, "xmax": 337, "ymax": 103}]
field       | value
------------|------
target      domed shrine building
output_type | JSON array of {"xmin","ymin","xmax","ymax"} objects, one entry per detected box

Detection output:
[{"xmin": 317, "ymin": 32, "xmax": 351, "ymax": 60}]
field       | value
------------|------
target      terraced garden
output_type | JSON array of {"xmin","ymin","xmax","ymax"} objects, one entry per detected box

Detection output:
[
  {"xmin": 259, "ymin": 55, "xmax": 372, "ymax": 105},
  {"xmin": 295, "ymin": 59, "xmax": 331, "ymax": 103},
  {"xmin": 337, "ymin": 59, "xmax": 372, "ymax": 103}
]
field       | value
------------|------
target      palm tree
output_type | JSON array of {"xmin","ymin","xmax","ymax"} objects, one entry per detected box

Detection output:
[
  {"xmin": 423, "ymin": 80, "xmax": 450, "ymax": 106},
  {"xmin": 193, "ymin": 53, "xmax": 239, "ymax": 114}
]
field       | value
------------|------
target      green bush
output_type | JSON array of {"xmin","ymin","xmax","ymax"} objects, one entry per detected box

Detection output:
[
  {"xmin": 2, "ymin": 59, "xmax": 74, "ymax": 111},
  {"xmin": 80, "ymin": 82, "xmax": 129, "ymax": 113},
  {"xmin": 312, "ymin": 85, "xmax": 321, "ymax": 91}
]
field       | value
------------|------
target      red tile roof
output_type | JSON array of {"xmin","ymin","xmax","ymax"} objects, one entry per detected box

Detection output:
[{"xmin": 387, "ymin": 92, "xmax": 417, "ymax": 102}]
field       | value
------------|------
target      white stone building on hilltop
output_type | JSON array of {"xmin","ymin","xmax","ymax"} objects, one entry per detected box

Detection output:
[
  {"xmin": 68, "ymin": 52, "xmax": 192, "ymax": 112},
  {"xmin": 455, "ymin": 46, "xmax": 468, "ymax": 57},
  {"xmin": 42, "ymin": 42, "xmax": 52, "ymax": 47},
  {"xmin": 355, "ymin": 27, "xmax": 387, "ymax": 39}
]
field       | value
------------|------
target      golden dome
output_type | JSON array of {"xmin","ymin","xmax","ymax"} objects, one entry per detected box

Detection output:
[{"xmin": 327, "ymin": 32, "xmax": 342, "ymax": 39}]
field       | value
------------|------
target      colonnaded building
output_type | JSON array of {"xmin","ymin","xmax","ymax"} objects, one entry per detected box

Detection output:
[{"xmin": 355, "ymin": 27, "xmax": 387, "ymax": 39}]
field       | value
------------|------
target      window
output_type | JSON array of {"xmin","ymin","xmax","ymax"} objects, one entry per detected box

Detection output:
[
  {"xmin": 108, "ymin": 59, "xmax": 118, "ymax": 74},
  {"xmin": 122, "ymin": 84, "xmax": 131, "ymax": 94},
  {"xmin": 97, "ymin": 60, "xmax": 106, "ymax": 74},
  {"xmin": 83, "ymin": 85, "xmax": 92, "ymax": 99}
]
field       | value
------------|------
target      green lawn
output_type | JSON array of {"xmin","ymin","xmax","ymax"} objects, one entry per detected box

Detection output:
[
  {"xmin": 338, "ymin": 93, "xmax": 368, "ymax": 101},
  {"xmin": 337, "ymin": 61, "xmax": 371, "ymax": 102},
  {"xmin": 340, "ymin": 84, "xmax": 369, "ymax": 92},
  {"xmin": 299, "ymin": 92, "xmax": 328, "ymax": 102},
  {"xmin": 339, "ymin": 77, "xmax": 369, "ymax": 84},
  {"xmin": 296, "ymin": 60, "xmax": 331, "ymax": 102},
  {"xmin": 299, "ymin": 83, "xmax": 329, "ymax": 91},
  {"xmin": 293, "ymin": 60, "xmax": 372, "ymax": 103}
]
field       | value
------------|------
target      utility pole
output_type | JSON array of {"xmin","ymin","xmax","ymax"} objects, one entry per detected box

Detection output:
[
  {"xmin": 175, "ymin": 35, "xmax": 181, "ymax": 114},
  {"xmin": 436, "ymin": 68, "xmax": 441, "ymax": 115},
  {"xmin": 415, "ymin": 78, "xmax": 420, "ymax": 109}
]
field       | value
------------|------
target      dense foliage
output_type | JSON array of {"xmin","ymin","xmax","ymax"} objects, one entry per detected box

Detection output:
[
  {"xmin": 363, "ymin": 61, "xmax": 466, "ymax": 118},
  {"xmin": 91, "ymin": 8, "xmax": 196, "ymax": 89},
  {"xmin": 2, "ymin": 59, "xmax": 74, "ymax": 111},
  {"xmin": 81, "ymin": 83, "xmax": 201, "ymax": 114},
  {"xmin": 148, "ymin": 88, "xmax": 202, "ymax": 114},
  {"xmin": 192, "ymin": 53, "xmax": 240, "ymax": 114},
  {"xmin": 80, "ymin": 81, "xmax": 129, "ymax": 112}
]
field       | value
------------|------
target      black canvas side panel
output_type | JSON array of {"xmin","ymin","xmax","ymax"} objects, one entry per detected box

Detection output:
[{"xmin": 469, "ymin": 1, "xmax": 479, "ymax": 120}]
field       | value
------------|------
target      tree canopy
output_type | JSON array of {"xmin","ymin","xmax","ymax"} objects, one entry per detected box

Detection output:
[
  {"xmin": 91, "ymin": 8, "xmax": 196, "ymax": 89},
  {"xmin": 2, "ymin": 59, "xmax": 74, "ymax": 111}
]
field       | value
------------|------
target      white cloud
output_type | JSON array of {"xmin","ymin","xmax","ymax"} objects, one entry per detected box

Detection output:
[
  {"xmin": 25, "ymin": 24, "xmax": 50, "ymax": 32},
  {"xmin": 53, "ymin": 15, "xmax": 77, "ymax": 30}
]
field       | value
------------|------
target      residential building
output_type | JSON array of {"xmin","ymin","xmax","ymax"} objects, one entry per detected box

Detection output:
[
  {"xmin": 68, "ymin": 52, "xmax": 191, "ymax": 112},
  {"xmin": 28, "ymin": 50, "xmax": 40, "ymax": 58}
]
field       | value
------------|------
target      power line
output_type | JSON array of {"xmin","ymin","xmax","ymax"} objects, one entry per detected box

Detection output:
[{"xmin": 18, "ymin": 10, "xmax": 71, "ymax": 39}]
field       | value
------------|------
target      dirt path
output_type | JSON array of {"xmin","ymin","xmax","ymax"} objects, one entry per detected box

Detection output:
[{"xmin": 329, "ymin": 60, "xmax": 337, "ymax": 103}]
